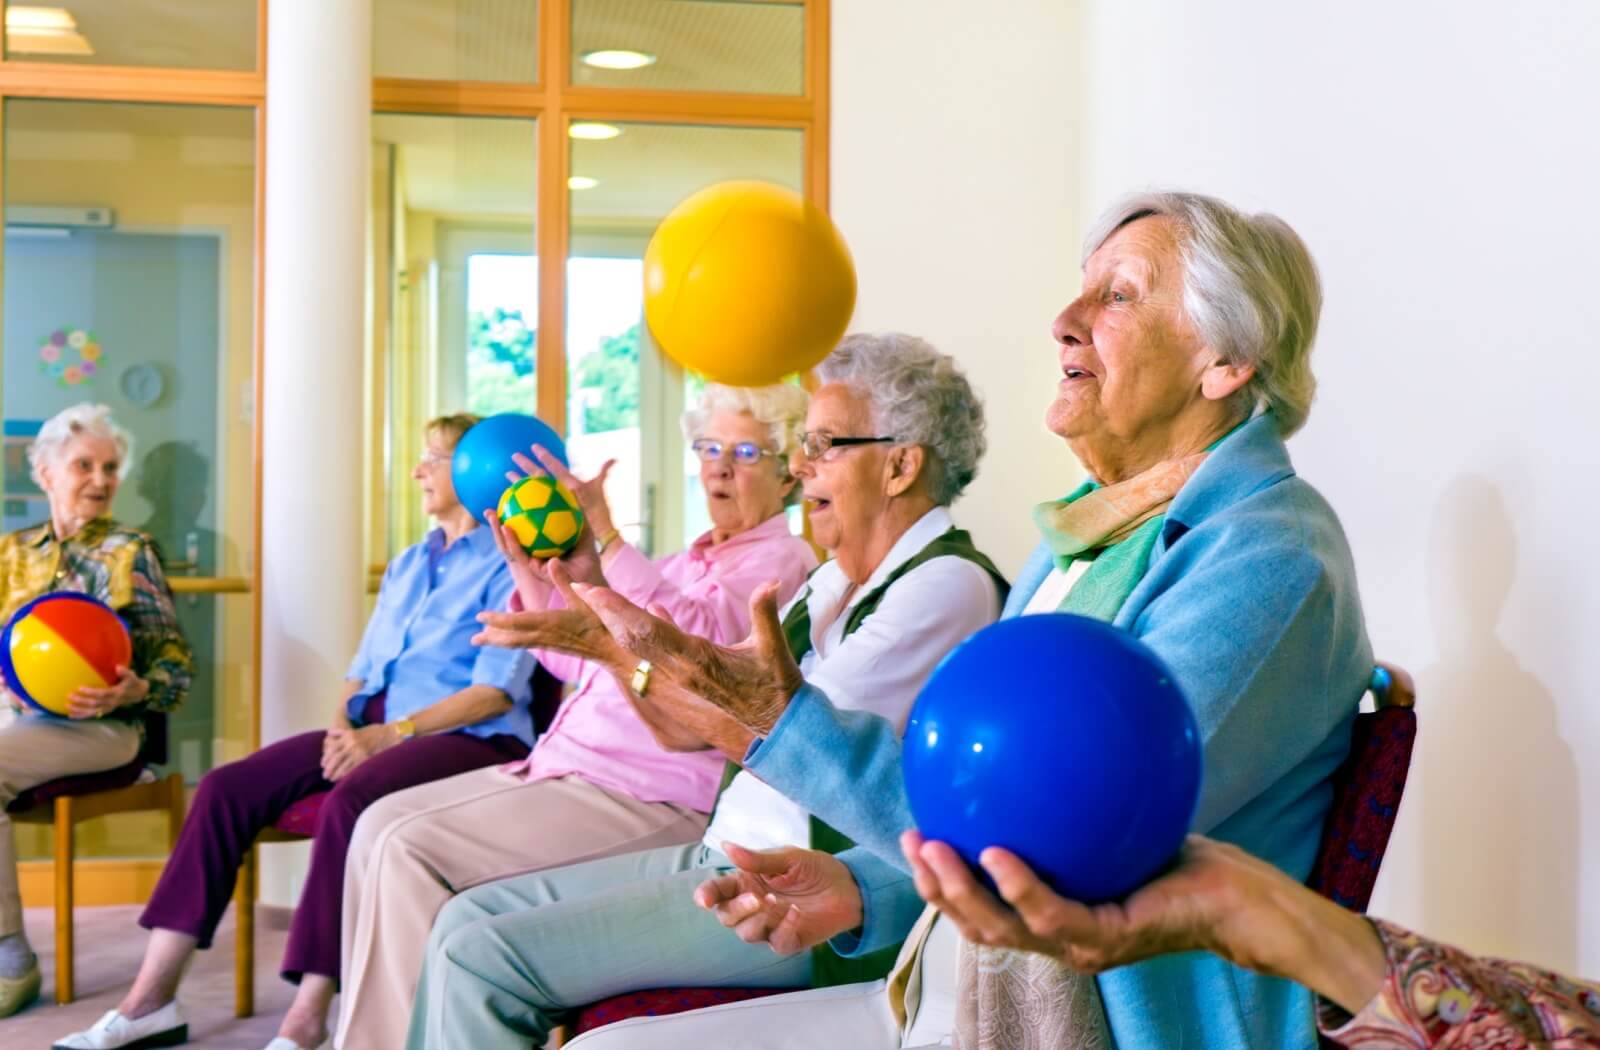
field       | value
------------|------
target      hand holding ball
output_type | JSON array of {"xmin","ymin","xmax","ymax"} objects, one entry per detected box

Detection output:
[
  {"xmin": 901, "ymin": 614, "xmax": 1202, "ymax": 903},
  {"xmin": 644, "ymin": 181, "xmax": 857, "ymax": 386},
  {"xmin": 0, "ymin": 593, "xmax": 133, "ymax": 717},
  {"xmin": 498, "ymin": 475, "xmax": 585, "ymax": 558}
]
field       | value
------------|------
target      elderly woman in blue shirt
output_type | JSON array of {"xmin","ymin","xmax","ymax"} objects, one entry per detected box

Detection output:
[
  {"xmin": 57, "ymin": 413, "xmax": 537, "ymax": 1050},
  {"xmin": 573, "ymin": 191, "xmax": 1373, "ymax": 1050}
]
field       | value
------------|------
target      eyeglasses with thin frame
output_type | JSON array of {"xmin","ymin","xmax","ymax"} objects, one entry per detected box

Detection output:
[
  {"xmin": 690, "ymin": 438, "xmax": 781, "ymax": 466},
  {"xmin": 798, "ymin": 431, "xmax": 898, "ymax": 461},
  {"xmin": 418, "ymin": 447, "xmax": 452, "ymax": 467}
]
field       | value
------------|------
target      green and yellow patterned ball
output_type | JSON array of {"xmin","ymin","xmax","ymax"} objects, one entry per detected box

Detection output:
[{"xmin": 497, "ymin": 475, "xmax": 585, "ymax": 558}]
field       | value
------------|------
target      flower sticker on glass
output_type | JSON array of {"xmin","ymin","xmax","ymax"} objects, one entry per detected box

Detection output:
[{"xmin": 37, "ymin": 327, "xmax": 106, "ymax": 388}]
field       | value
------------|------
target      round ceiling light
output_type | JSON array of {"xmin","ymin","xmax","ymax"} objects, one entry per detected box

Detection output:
[
  {"xmin": 581, "ymin": 49, "xmax": 657, "ymax": 70},
  {"xmin": 568, "ymin": 122, "xmax": 622, "ymax": 141}
]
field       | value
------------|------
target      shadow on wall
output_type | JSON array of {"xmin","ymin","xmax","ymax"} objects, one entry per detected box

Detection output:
[{"xmin": 1422, "ymin": 475, "xmax": 1578, "ymax": 971}]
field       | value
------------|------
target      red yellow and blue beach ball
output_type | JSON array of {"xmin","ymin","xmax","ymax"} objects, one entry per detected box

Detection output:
[{"xmin": 0, "ymin": 593, "xmax": 132, "ymax": 716}]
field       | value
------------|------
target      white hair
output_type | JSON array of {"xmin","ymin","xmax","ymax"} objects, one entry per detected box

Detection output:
[
  {"xmin": 1083, "ymin": 191, "xmax": 1322, "ymax": 436},
  {"xmin": 29, "ymin": 402, "xmax": 134, "ymax": 487},
  {"xmin": 815, "ymin": 332, "xmax": 986, "ymax": 505},
  {"xmin": 681, "ymin": 382, "xmax": 810, "ymax": 504}
]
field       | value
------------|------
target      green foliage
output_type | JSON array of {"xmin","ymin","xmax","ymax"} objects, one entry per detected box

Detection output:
[
  {"xmin": 575, "ymin": 323, "xmax": 641, "ymax": 433},
  {"xmin": 467, "ymin": 307, "xmax": 538, "ymax": 416}
]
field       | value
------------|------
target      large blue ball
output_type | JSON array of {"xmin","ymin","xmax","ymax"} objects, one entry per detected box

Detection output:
[
  {"xmin": 450, "ymin": 413, "xmax": 569, "ymax": 519},
  {"xmin": 902, "ymin": 614, "xmax": 1202, "ymax": 903}
]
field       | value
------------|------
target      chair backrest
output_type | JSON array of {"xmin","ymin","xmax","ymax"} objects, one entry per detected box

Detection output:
[
  {"xmin": 530, "ymin": 662, "xmax": 564, "ymax": 735},
  {"xmin": 139, "ymin": 710, "xmax": 170, "ymax": 767},
  {"xmin": 1307, "ymin": 663, "xmax": 1417, "ymax": 913}
]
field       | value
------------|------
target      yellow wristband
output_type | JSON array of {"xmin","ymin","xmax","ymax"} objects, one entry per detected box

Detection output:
[{"xmin": 595, "ymin": 528, "xmax": 621, "ymax": 553}]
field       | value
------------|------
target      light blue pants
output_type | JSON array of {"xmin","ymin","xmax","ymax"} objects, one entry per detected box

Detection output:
[{"xmin": 405, "ymin": 841, "xmax": 813, "ymax": 1049}]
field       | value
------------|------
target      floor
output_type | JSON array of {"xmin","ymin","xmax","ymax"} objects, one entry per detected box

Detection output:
[{"xmin": 1, "ymin": 904, "xmax": 306, "ymax": 1049}]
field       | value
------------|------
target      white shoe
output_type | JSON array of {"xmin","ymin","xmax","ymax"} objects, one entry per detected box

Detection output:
[
  {"xmin": 53, "ymin": 1001, "xmax": 188, "ymax": 1049},
  {"xmin": 262, "ymin": 1039, "xmax": 331, "ymax": 1050}
]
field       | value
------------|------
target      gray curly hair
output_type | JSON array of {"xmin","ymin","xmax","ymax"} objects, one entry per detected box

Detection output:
[
  {"xmin": 1082, "ymin": 190, "xmax": 1322, "ymax": 436},
  {"xmin": 815, "ymin": 333, "xmax": 985, "ymax": 505}
]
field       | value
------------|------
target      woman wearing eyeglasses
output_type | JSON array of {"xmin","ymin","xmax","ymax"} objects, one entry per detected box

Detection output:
[
  {"xmin": 333, "ymin": 383, "xmax": 820, "ymax": 1050},
  {"xmin": 397, "ymin": 333, "xmax": 1006, "ymax": 1050}
]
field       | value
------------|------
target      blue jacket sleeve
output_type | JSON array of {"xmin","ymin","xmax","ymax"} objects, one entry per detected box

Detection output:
[
  {"xmin": 829, "ymin": 846, "xmax": 925, "ymax": 958},
  {"xmin": 744, "ymin": 683, "xmax": 912, "ymax": 865}
]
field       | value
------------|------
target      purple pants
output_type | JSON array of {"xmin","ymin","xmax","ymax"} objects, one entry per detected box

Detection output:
[{"xmin": 139, "ymin": 704, "xmax": 526, "ymax": 984}]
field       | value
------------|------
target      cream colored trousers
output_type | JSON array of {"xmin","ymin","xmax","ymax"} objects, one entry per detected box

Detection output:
[
  {"xmin": 335, "ymin": 768, "xmax": 706, "ymax": 1050},
  {"xmin": 0, "ymin": 710, "xmax": 141, "ymax": 937}
]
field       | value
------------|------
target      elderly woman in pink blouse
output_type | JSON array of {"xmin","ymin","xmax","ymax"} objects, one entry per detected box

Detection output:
[{"xmin": 333, "ymin": 382, "xmax": 817, "ymax": 1050}]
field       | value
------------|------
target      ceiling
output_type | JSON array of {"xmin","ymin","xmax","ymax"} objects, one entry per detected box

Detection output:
[
  {"xmin": 6, "ymin": 2, "xmax": 808, "ymax": 228},
  {"xmin": 11, "ymin": 1, "xmax": 803, "ymax": 93}
]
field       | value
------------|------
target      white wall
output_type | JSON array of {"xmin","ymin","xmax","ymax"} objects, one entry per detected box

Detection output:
[
  {"xmin": 832, "ymin": 0, "xmax": 1084, "ymax": 576},
  {"xmin": 837, "ymin": 0, "xmax": 1600, "ymax": 974},
  {"xmin": 1076, "ymin": 0, "xmax": 1600, "ymax": 976}
]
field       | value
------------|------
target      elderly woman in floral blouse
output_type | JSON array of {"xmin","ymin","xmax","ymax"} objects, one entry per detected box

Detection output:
[{"xmin": 0, "ymin": 402, "xmax": 193, "ymax": 1017}]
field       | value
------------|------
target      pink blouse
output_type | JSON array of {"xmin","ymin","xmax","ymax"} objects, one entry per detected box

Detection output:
[{"xmin": 505, "ymin": 513, "xmax": 816, "ymax": 812}]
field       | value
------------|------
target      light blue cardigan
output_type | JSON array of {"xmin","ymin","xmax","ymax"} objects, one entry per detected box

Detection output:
[{"xmin": 743, "ymin": 414, "xmax": 1373, "ymax": 1049}]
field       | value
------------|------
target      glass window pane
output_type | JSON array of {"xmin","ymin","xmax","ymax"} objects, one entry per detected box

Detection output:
[
  {"xmin": 2, "ymin": 99, "xmax": 256, "ymax": 862},
  {"xmin": 572, "ymin": 0, "xmax": 804, "ymax": 95},
  {"xmin": 375, "ymin": 0, "xmax": 538, "ymax": 83},
  {"xmin": 2, "ymin": 1, "xmax": 256, "ymax": 69},
  {"xmin": 567, "ymin": 122, "xmax": 803, "ymax": 555},
  {"xmin": 368, "ymin": 113, "xmax": 537, "ymax": 560}
]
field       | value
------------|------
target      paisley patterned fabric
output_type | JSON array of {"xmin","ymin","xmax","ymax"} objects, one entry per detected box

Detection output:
[
  {"xmin": 1319, "ymin": 919, "xmax": 1600, "ymax": 1048},
  {"xmin": 953, "ymin": 945, "xmax": 1112, "ymax": 1050}
]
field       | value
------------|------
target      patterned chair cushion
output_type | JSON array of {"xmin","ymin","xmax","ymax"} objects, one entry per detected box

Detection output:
[
  {"xmin": 1308, "ymin": 705, "xmax": 1418, "ymax": 912},
  {"xmin": 273, "ymin": 790, "xmax": 330, "ymax": 837},
  {"xmin": 573, "ymin": 986, "xmax": 796, "ymax": 1035}
]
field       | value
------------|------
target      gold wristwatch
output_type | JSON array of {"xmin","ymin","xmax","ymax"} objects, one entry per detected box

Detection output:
[{"xmin": 392, "ymin": 718, "xmax": 417, "ymax": 740}]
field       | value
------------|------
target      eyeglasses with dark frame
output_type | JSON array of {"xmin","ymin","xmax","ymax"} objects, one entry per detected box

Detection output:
[
  {"xmin": 690, "ymin": 438, "xmax": 782, "ymax": 466},
  {"xmin": 798, "ymin": 431, "xmax": 899, "ymax": 461}
]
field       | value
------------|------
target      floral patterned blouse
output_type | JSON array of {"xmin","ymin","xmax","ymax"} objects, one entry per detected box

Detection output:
[
  {"xmin": 1319, "ymin": 919, "xmax": 1600, "ymax": 1047},
  {"xmin": 0, "ymin": 516, "xmax": 192, "ymax": 717}
]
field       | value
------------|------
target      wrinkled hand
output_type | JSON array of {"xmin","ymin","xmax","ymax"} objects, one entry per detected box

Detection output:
[
  {"xmin": 475, "ymin": 559, "xmax": 635, "ymax": 669},
  {"xmin": 67, "ymin": 665, "xmax": 149, "ymax": 720},
  {"xmin": 694, "ymin": 842, "xmax": 864, "ymax": 955},
  {"xmin": 905, "ymin": 831, "xmax": 1328, "ymax": 977},
  {"xmin": 321, "ymin": 723, "xmax": 399, "ymax": 781},
  {"xmin": 522, "ymin": 444, "xmax": 618, "ymax": 551},
  {"xmin": 579, "ymin": 580, "xmax": 803, "ymax": 736}
]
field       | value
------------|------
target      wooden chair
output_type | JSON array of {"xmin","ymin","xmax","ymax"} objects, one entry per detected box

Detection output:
[
  {"xmin": 5, "ymin": 712, "xmax": 185, "ymax": 1004},
  {"xmin": 233, "ymin": 665, "xmax": 567, "ymax": 1017},
  {"xmin": 565, "ymin": 663, "xmax": 1422, "ymax": 1039}
]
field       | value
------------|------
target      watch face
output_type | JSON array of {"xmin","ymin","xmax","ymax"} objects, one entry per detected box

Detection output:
[{"xmin": 120, "ymin": 363, "xmax": 165, "ymax": 407}]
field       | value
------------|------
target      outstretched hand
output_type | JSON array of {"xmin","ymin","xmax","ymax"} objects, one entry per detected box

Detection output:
[
  {"xmin": 475, "ymin": 559, "xmax": 632, "ymax": 668},
  {"xmin": 578, "ymin": 579, "xmax": 803, "ymax": 735},
  {"xmin": 694, "ymin": 842, "xmax": 864, "ymax": 955}
]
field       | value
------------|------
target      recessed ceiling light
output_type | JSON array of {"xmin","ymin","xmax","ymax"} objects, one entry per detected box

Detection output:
[
  {"xmin": 568, "ymin": 122, "xmax": 622, "ymax": 141},
  {"xmin": 581, "ymin": 49, "xmax": 657, "ymax": 71},
  {"xmin": 6, "ymin": 6, "xmax": 93, "ymax": 55},
  {"xmin": 568, "ymin": 176, "xmax": 599, "ymax": 190}
]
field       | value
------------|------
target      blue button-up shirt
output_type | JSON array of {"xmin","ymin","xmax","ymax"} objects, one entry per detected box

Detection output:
[{"xmin": 345, "ymin": 524, "xmax": 536, "ymax": 746}]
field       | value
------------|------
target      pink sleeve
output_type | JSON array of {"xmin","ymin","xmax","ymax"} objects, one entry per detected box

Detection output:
[
  {"xmin": 603, "ymin": 539, "xmax": 815, "ymax": 645},
  {"xmin": 505, "ymin": 584, "xmax": 588, "ymax": 684}
]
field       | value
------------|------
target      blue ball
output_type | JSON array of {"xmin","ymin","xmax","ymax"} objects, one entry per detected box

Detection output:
[
  {"xmin": 902, "ymin": 614, "xmax": 1202, "ymax": 903},
  {"xmin": 450, "ymin": 413, "xmax": 569, "ymax": 519}
]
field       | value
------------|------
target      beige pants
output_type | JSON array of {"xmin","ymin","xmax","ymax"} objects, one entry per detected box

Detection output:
[
  {"xmin": 0, "ymin": 711, "xmax": 141, "ymax": 936},
  {"xmin": 335, "ymin": 768, "xmax": 707, "ymax": 1050}
]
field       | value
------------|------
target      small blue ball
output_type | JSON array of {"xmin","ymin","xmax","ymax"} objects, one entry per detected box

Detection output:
[{"xmin": 450, "ymin": 413, "xmax": 568, "ymax": 519}]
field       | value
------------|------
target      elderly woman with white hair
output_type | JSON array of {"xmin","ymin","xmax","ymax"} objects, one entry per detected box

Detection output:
[
  {"xmin": 0, "ymin": 403, "xmax": 192, "ymax": 1017},
  {"xmin": 399, "ymin": 336, "xmax": 1008, "ymax": 1049},
  {"xmin": 563, "ymin": 191, "xmax": 1375, "ymax": 1050},
  {"xmin": 330, "ymin": 382, "xmax": 824, "ymax": 1050}
]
